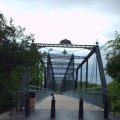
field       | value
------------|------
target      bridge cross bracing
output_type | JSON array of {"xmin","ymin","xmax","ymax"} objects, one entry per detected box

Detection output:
[{"xmin": 36, "ymin": 41, "xmax": 108, "ymax": 100}]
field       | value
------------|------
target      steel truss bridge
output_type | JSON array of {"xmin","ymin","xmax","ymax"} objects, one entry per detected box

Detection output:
[
  {"xmin": 10, "ymin": 40, "xmax": 116, "ymax": 120},
  {"xmin": 9, "ymin": 39, "xmax": 120, "ymax": 120},
  {"xmin": 34, "ymin": 41, "xmax": 108, "ymax": 100}
]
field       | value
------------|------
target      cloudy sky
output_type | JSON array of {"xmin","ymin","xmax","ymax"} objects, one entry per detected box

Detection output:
[{"xmin": 0, "ymin": 0, "xmax": 120, "ymax": 46}]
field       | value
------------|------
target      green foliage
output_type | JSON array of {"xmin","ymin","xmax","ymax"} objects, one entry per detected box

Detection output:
[
  {"xmin": 0, "ymin": 12, "xmax": 44, "ymax": 112},
  {"xmin": 108, "ymin": 81, "xmax": 120, "ymax": 94},
  {"xmin": 103, "ymin": 31, "xmax": 120, "ymax": 82},
  {"xmin": 77, "ymin": 81, "xmax": 101, "ymax": 92},
  {"xmin": 108, "ymin": 81, "xmax": 120, "ymax": 113},
  {"xmin": 103, "ymin": 31, "xmax": 120, "ymax": 113}
]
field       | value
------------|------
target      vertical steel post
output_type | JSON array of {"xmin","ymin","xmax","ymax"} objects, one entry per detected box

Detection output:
[
  {"xmin": 47, "ymin": 54, "xmax": 50, "ymax": 89},
  {"xmin": 95, "ymin": 55, "xmax": 98, "ymax": 84},
  {"xmin": 75, "ymin": 68, "xmax": 78, "ymax": 91},
  {"xmin": 48, "ymin": 54, "xmax": 55, "ymax": 91},
  {"xmin": 104, "ymin": 99, "xmax": 108, "ymax": 119},
  {"xmin": 73, "ymin": 54, "xmax": 74, "ymax": 90},
  {"xmin": 86, "ymin": 60, "xmax": 88, "ymax": 92},
  {"xmin": 51, "ymin": 94, "xmax": 56, "ymax": 118},
  {"xmin": 95, "ymin": 45, "xmax": 108, "ymax": 98},
  {"xmin": 79, "ymin": 97, "xmax": 83, "ymax": 119},
  {"xmin": 80, "ymin": 67, "xmax": 83, "ymax": 90}
]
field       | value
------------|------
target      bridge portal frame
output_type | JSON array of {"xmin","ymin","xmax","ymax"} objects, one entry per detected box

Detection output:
[{"xmin": 36, "ymin": 42, "xmax": 108, "ymax": 97}]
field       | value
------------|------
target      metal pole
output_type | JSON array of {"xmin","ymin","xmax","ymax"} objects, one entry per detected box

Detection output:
[
  {"xmin": 51, "ymin": 93, "xmax": 56, "ymax": 118},
  {"xmin": 75, "ymin": 68, "xmax": 78, "ymax": 91},
  {"xmin": 86, "ymin": 60, "xmax": 88, "ymax": 92},
  {"xmin": 80, "ymin": 67, "xmax": 83, "ymax": 90},
  {"xmin": 95, "ymin": 45, "xmax": 108, "ymax": 98},
  {"xmin": 79, "ymin": 97, "xmax": 83, "ymax": 119},
  {"xmin": 73, "ymin": 54, "xmax": 74, "ymax": 90},
  {"xmin": 95, "ymin": 54, "xmax": 98, "ymax": 84},
  {"xmin": 104, "ymin": 99, "xmax": 108, "ymax": 119}
]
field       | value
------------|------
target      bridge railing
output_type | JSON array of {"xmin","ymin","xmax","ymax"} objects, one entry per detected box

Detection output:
[
  {"xmin": 63, "ymin": 89, "xmax": 103, "ymax": 108},
  {"xmin": 10, "ymin": 91, "xmax": 26, "ymax": 115},
  {"xmin": 10, "ymin": 86, "xmax": 53, "ymax": 116},
  {"xmin": 63, "ymin": 90, "xmax": 120, "ymax": 117}
]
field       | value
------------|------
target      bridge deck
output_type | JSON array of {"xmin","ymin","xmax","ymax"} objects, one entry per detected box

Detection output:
[
  {"xmin": 9, "ymin": 95, "xmax": 120, "ymax": 120},
  {"xmin": 36, "ymin": 94, "xmax": 102, "ymax": 111}
]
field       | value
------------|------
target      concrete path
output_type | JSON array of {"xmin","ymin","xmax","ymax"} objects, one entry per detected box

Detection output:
[
  {"xmin": 36, "ymin": 94, "xmax": 102, "ymax": 111},
  {"xmin": 9, "ymin": 95, "xmax": 120, "ymax": 120}
]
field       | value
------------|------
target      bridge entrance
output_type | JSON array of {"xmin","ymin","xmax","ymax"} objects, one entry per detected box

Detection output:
[
  {"xmin": 36, "ymin": 39, "xmax": 108, "ymax": 98},
  {"xmin": 10, "ymin": 39, "xmax": 110, "ymax": 119},
  {"xmin": 35, "ymin": 39, "xmax": 109, "ymax": 119}
]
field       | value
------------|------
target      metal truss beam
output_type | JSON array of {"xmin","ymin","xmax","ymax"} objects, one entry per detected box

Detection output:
[
  {"xmin": 52, "ymin": 66, "xmax": 68, "ymax": 69},
  {"xmin": 49, "ymin": 54, "xmax": 85, "ymax": 59},
  {"xmin": 95, "ymin": 45, "xmax": 108, "ymax": 98},
  {"xmin": 44, "ymin": 61, "xmax": 68, "ymax": 65},
  {"xmin": 44, "ymin": 59, "xmax": 69, "ymax": 64},
  {"xmin": 62, "ymin": 54, "xmax": 74, "ymax": 92},
  {"xmin": 54, "ymin": 75, "xmax": 65, "ymax": 77},
  {"xmin": 44, "ymin": 61, "xmax": 79, "ymax": 65},
  {"xmin": 75, "ymin": 49, "xmax": 95, "ymax": 90},
  {"xmin": 53, "ymin": 68, "xmax": 77, "ymax": 72},
  {"xmin": 77, "ymin": 49, "xmax": 95, "ymax": 70},
  {"xmin": 35, "ymin": 43, "xmax": 95, "ymax": 50},
  {"xmin": 54, "ymin": 77, "xmax": 63, "ymax": 78},
  {"xmin": 47, "ymin": 54, "xmax": 56, "ymax": 91},
  {"xmin": 53, "ymin": 71, "xmax": 76, "ymax": 75},
  {"xmin": 51, "ymin": 60, "xmax": 70, "ymax": 63},
  {"xmin": 53, "ymin": 67, "xmax": 68, "ymax": 70},
  {"xmin": 51, "ymin": 73, "xmax": 71, "ymax": 75}
]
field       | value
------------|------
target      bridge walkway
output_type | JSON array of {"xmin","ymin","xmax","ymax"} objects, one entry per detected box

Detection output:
[{"xmin": 9, "ymin": 95, "xmax": 120, "ymax": 120}]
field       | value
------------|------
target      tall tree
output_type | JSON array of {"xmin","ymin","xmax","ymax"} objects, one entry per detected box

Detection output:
[
  {"xmin": 103, "ymin": 31, "xmax": 120, "ymax": 82},
  {"xmin": 0, "ymin": 12, "xmax": 44, "ymax": 111}
]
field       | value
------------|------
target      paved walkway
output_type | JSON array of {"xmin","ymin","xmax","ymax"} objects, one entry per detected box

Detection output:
[
  {"xmin": 9, "ymin": 95, "xmax": 120, "ymax": 120},
  {"xmin": 36, "ymin": 94, "xmax": 102, "ymax": 111}
]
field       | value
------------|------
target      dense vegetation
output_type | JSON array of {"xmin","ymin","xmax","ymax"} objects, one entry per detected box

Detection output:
[
  {"xmin": 103, "ymin": 31, "xmax": 120, "ymax": 94},
  {"xmin": 0, "ymin": 13, "xmax": 44, "ymax": 112},
  {"xmin": 77, "ymin": 81, "xmax": 101, "ymax": 92},
  {"xmin": 103, "ymin": 31, "xmax": 120, "ymax": 112}
]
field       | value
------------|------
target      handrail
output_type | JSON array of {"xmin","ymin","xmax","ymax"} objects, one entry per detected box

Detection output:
[{"xmin": 10, "ymin": 86, "xmax": 53, "ymax": 116}]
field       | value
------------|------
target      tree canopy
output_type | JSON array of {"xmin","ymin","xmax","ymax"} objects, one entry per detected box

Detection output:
[
  {"xmin": 0, "ymin": 12, "xmax": 44, "ymax": 111},
  {"xmin": 103, "ymin": 31, "xmax": 120, "ymax": 82}
]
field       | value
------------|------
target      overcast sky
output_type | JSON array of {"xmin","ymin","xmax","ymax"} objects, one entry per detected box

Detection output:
[{"xmin": 0, "ymin": 0, "xmax": 120, "ymax": 46}]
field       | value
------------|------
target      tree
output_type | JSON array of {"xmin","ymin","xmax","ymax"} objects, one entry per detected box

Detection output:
[
  {"xmin": 103, "ymin": 31, "xmax": 120, "ymax": 82},
  {"xmin": 0, "ymin": 12, "xmax": 44, "ymax": 112},
  {"xmin": 108, "ymin": 81, "xmax": 120, "ymax": 94},
  {"xmin": 103, "ymin": 32, "xmax": 120, "ymax": 113}
]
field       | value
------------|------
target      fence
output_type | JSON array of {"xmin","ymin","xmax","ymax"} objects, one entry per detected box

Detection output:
[
  {"xmin": 10, "ymin": 87, "xmax": 53, "ymax": 116},
  {"xmin": 63, "ymin": 90, "xmax": 103, "ymax": 108}
]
